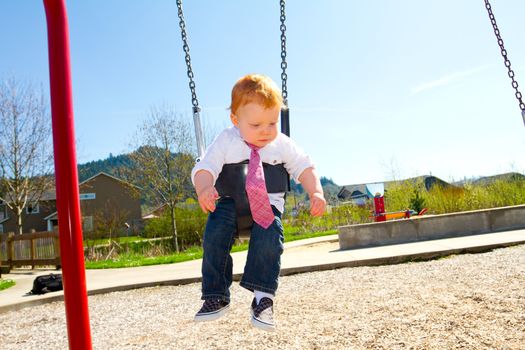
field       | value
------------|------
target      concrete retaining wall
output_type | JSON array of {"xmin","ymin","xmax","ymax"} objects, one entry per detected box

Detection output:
[{"xmin": 338, "ymin": 204, "xmax": 525, "ymax": 250}]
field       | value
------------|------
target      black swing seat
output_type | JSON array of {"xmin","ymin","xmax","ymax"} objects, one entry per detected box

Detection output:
[{"xmin": 215, "ymin": 160, "xmax": 289, "ymax": 239}]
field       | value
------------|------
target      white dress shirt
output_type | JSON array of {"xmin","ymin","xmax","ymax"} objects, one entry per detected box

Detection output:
[{"xmin": 191, "ymin": 126, "xmax": 314, "ymax": 213}]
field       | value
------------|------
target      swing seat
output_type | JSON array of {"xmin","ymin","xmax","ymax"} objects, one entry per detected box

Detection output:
[{"xmin": 215, "ymin": 161, "xmax": 289, "ymax": 239}]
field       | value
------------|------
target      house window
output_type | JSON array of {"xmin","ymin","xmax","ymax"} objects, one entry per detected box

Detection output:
[
  {"xmin": 0, "ymin": 205, "xmax": 6, "ymax": 220},
  {"xmin": 26, "ymin": 203, "xmax": 40, "ymax": 215},
  {"xmin": 82, "ymin": 216, "xmax": 94, "ymax": 232},
  {"xmin": 0, "ymin": 224, "xmax": 3, "ymax": 234},
  {"xmin": 80, "ymin": 193, "xmax": 96, "ymax": 200}
]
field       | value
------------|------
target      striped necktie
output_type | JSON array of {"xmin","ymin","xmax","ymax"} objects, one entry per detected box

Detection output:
[{"xmin": 245, "ymin": 143, "xmax": 275, "ymax": 229}]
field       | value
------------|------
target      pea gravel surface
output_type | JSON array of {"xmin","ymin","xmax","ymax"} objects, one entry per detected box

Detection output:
[{"xmin": 1, "ymin": 244, "xmax": 524, "ymax": 350}]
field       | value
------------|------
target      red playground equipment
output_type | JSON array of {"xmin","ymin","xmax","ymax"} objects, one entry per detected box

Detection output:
[
  {"xmin": 372, "ymin": 195, "xmax": 387, "ymax": 222},
  {"xmin": 367, "ymin": 183, "xmax": 427, "ymax": 222}
]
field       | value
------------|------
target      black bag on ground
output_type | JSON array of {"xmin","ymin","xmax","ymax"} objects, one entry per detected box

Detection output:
[{"xmin": 30, "ymin": 273, "xmax": 63, "ymax": 295}]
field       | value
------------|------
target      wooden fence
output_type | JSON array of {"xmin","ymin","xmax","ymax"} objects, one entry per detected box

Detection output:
[{"xmin": 0, "ymin": 231, "xmax": 61, "ymax": 273}]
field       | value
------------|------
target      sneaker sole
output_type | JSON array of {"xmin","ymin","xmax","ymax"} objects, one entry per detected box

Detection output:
[
  {"xmin": 194, "ymin": 304, "xmax": 230, "ymax": 322},
  {"xmin": 251, "ymin": 316, "xmax": 276, "ymax": 332}
]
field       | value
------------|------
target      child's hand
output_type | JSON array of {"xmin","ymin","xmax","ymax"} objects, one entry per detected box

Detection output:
[
  {"xmin": 309, "ymin": 192, "xmax": 326, "ymax": 217},
  {"xmin": 197, "ymin": 186, "xmax": 219, "ymax": 213}
]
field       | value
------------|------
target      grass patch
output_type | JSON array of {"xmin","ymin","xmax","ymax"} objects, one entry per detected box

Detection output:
[
  {"xmin": 84, "ymin": 236, "xmax": 147, "ymax": 247},
  {"xmin": 0, "ymin": 279, "xmax": 15, "ymax": 291},
  {"xmin": 84, "ymin": 228, "xmax": 337, "ymax": 269},
  {"xmin": 85, "ymin": 245, "xmax": 204, "ymax": 269},
  {"xmin": 284, "ymin": 228, "xmax": 337, "ymax": 242}
]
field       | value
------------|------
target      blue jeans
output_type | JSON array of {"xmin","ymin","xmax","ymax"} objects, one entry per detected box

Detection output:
[{"xmin": 201, "ymin": 197, "xmax": 284, "ymax": 302}]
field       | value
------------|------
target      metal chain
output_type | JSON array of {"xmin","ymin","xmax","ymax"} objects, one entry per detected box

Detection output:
[
  {"xmin": 280, "ymin": 0, "xmax": 288, "ymax": 106},
  {"xmin": 484, "ymin": 0, "xmax": 525, "ymax": 112},
  {"xmin": 176, "ymin": 0, "xmax": 199, "ymax": 109}
]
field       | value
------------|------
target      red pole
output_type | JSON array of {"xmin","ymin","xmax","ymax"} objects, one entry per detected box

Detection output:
[{"xmin": 43, "ymin": 1, "xmax": 93, "ymax": 349}]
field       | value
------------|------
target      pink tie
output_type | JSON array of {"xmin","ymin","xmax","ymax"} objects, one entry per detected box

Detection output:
[{"xmin": 245, "ymin": 143, "xmax": 275, "ymax": 229}]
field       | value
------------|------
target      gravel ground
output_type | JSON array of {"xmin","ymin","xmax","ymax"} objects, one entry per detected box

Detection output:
[{"xmin": 1, "ymin": 244, "xmax": 524, "ymax": 350}]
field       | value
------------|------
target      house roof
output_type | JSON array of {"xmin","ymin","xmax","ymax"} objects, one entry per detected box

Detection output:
[
  {"xmin": 142, "ymin": 202, "xmax": 171, "ymax": 220},
  {"xmin": 80, "ymin": 172, "xmax": 142, "ymax": 190},
  {"xmin": 43, "ymin": 212, "xmax": 58, "ymax": 221},
  {"xmin": 142, "ymin": 213, "xmax": 159, "ymax": 220},
  {"xmin": 2, "ymin": 189, "xmax": 57, "ymax": 202},
  {"xmin": 337, "ymin": 184, "xmax": 366, "ymax": 199},
  {"xmin": 40, "ymin": 190, "xmax": 57, "ymax": 201},
  {"xmin": 337, "ymin": 182, "xmax": 379, "ymax": 200}
]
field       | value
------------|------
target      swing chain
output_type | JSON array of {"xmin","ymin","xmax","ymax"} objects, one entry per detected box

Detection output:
[
  {"xmin": 484, "ymin": 0, "xmax": 525, "ymax": 112},
  {"xmin": 280, "ymin": 0, "xmax": 288, "ymax": 106},
  {"xmin": 176, "ymin": 0, "xmax": 200, "ymax": 110}
]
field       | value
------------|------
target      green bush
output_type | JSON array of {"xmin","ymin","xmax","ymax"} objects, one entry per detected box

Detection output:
[
  {"xmin": 143, "ymin": 201, "xmax": 207, "ymax": 249},
  {"xmin": 409, "ymin": 186, "xmax": 426, "ymax": 214},
  {"xmin": 424, "ymin": 185, "xmax": 465, "ymax": 214}
]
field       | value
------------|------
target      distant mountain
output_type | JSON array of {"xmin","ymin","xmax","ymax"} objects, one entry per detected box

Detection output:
[
  {"xmin": 452, "ymin": 172, "xmax": 525, "ymax": 186},
  {"xmin": 320, "ymin": 177, "xmax": 341, "ymax": 203},
  {"xmin": 393, "ymin": 175, "xmax": 455, "ymax": 191},
  {"xmin": 470, "ymin": 172, "xmax": 525, "ymax": 186},
  {"xmin": 291, "ymin": 176, "xmax": 340, "ymax": 203},
  {"xmin": 78, "ymin": 153, "xmax": 133, "ymax": 182}
]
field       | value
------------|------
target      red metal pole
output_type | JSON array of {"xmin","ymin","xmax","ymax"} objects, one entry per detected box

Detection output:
[{"xmin": 43, "ymin": 1, "xmax": 93, "ymax": 349}]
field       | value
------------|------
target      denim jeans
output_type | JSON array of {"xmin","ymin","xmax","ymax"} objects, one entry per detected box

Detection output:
[{"xmin": 201, "ymin": 197, "xmax": 284, "ymax": 302}]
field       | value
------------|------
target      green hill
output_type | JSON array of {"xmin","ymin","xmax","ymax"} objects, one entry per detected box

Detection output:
[{"xmin": 78, "ymin": 153, "xmax": 133, "ymax": 182}]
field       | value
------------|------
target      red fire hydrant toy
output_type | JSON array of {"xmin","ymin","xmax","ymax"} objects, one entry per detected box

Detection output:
[{"xmin": 373, "ymin": 194, "xmax": 386, "ymax": 222}]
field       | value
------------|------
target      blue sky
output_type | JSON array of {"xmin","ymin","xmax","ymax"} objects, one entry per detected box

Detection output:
[{"xmin": 1, "ymin": 1, "xmax": 524, "ymax": 186}]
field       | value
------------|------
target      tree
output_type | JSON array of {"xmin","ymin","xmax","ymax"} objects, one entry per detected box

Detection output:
[
  {"xmin": 409, "ymin": 185, "xmax": 426, "ymax": 214},
  {"xmin": 127, "ymin": 105, "xmax": 195, "ymax": 253},
  {"xmin": 0, "ymin": 78, "xmax": 54, "ymax": 235}
]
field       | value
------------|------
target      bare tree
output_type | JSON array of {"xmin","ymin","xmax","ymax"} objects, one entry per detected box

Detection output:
[
  {"xmin": 127, "ymin": 105, "xmax": 195, "ymax": 253},
  {"xmin": 0, "ymin": 78, "xmax": 54, "ymax": 235}
]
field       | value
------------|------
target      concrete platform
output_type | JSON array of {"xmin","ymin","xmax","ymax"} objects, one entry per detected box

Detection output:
[
  {"xmin": 339, "ymin": 204, "xmax": 525, "ymax": 250},
  {"xmin": 1, "ymin": 229, "xmax": 524, "ymax": 314}
]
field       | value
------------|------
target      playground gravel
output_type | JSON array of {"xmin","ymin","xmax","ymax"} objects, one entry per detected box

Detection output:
[{"xmin": 1, "ymin": 244, "xmax": 524, "ymax": 350}]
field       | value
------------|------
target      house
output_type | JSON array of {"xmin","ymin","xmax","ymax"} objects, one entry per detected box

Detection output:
[
  {"xmin": 0, "ymin": 172, "xmax": 142, "ymax": 237},
  {"xmin": 0, "ymin": 192, "xmax": 56, "ymax": 234},
  {"xmin": 336, "ymin": 183, "xmax": 370, "ymax": 206}
]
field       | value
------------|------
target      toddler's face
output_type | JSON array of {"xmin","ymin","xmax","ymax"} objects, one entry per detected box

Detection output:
[{"xmin": 231, "ymin": 102, "xmax": 280, "ymax": 148}]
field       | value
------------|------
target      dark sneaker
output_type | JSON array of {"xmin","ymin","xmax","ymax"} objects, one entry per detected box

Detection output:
[
  {"xmin": 194, "ymin": 299, "xmax": 230, "ymax": 322},
  {"xmin": 250, "ymin": 297, "xmax": 276, "ymax": 331}
]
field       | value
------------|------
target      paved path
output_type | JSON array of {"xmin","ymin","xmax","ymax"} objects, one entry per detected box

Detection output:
[{"xmin": 1, "ymin": 229, "xmax": 524, "ymax": 314}]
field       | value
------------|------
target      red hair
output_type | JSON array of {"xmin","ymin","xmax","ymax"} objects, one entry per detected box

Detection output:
[{"xmin": 229, "ymin": 74, "xmax": 283, "ymax": 115}]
